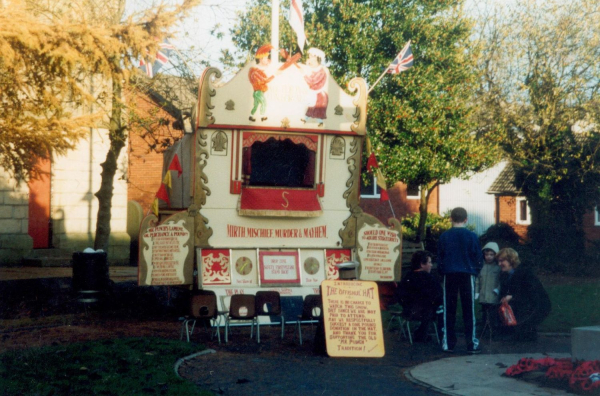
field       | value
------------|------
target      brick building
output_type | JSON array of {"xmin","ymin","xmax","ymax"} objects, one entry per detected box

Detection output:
[{"xmin": 488, "ymin": 163, "xmax": 600, "ymax": 244}]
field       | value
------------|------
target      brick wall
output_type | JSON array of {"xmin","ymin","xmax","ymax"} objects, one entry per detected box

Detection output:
[
  {"xmin": 127, "ymin": 91, "xmax": 184, "ymax": 213},
  {"xmin": 582, "ymin": 211, "xmax": 600, "ymax": 245},
  {"xmin": 0, "ymin": 167, "xmax": 33, "ymax": 265},
  {"xmin": 359, "ymin": 181, "xmax": 439, "ymax": 223},
  {"xmin": 497, "ymin": 196, "xmax": 529, "ymax": 241}
]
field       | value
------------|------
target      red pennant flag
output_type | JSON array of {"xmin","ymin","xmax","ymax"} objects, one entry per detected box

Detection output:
[
  {"xmin": 168, "ymin": 154, "xmax": 183, "ymax": 176},
  {"xmin": 367, "ymin": 152, "xmax": 379, "ymax": 172},
  {"xmin": 155, "ymin": 183, "xmax": 170, "ymax": 206},
  {"xmin": 379, "ymin": 186, "xmax": 389, "ymax": 202}
]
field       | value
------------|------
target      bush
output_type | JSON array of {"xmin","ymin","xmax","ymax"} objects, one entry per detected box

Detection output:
[
  {"xmin": 479, "ymin": 222, "xmax": 521, "ymax": 249},
  {"xmin": 401, "ymin": 212, "xmax": 452, "ymax": 242}
]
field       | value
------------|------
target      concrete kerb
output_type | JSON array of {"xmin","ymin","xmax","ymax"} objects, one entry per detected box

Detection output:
[
  {"xmin": 174, "ymin": 349, "xmax": 217, "ymax": 379},
  {"xmin": 406, "ymin": 352, "xmax": 572, "ymax": 396}
]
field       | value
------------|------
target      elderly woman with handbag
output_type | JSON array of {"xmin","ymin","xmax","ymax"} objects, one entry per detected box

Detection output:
[{"xmin": 497, "ymin": 248, "xmax": 551, "ymax": 341}]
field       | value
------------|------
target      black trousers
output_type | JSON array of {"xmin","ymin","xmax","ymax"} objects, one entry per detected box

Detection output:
[{"xmin": 442, "ymin": 273, "xmax": 478, "ymax": 350}]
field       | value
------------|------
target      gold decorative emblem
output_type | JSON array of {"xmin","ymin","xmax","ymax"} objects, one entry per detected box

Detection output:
[
  {"xmin": 304, "ymin": 257, "xmax": 320, "ymax": 275},
  {"xmin": 211, "ymin": 130, "xmax": 228, "ymax": 154},
  {"xmin": 281, "ymin": 117, "xmax": 290, "ymax": 129},
  {"xmin": 330, "ymin": 136, "xmax": 345, "ymax": 157},
  {"xmin": 225, "ymin": 100, "xmax": 235, "ymax": 110}
]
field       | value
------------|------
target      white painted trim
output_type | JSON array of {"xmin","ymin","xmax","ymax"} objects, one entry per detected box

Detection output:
[
  {"xmin": 515, "ymin": 197, "xmax": 531, "ymax": 225},
  {"xmin": 406, "ymin": 184, "xmax": 421, "ymax": 200},
  {"xmin": 360, "ymin": 174, "xmax": 381, "ymax": 198}
]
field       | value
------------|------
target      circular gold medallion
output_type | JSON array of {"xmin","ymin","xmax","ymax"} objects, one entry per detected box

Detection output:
[
  {"xmin": 235, "ymin": 257, "xmax": 253, "ymax": 275},
  {"xmin": 304, "ymin": 257, "xmax": 320, "ymax": 275}
]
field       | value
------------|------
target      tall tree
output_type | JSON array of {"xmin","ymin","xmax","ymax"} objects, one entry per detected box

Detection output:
[
  {"xmin": 226, "ymin": 0, "xmax": 496, "ymax": 241},
  {"xmin": 473, "ymin": 0, "xmax": 600, "ymax": 270},
  {"xmin": 0, "ymin": 0, "xmax": 201, "ymax": 252}
]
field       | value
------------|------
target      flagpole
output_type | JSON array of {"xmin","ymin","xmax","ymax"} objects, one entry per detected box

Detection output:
[
  {"xmin": 388, "ymin": 200, "xmax": 397, "ymax": 219},
  {"xmin": 368, "ymin": 40, "xmax": 411, "ymax": 95},
  {"xmin": 271, "ymin": 0, "xmax": 280, "ymax": 62},
  {"xmin": 367, "ymin": 68, "xmax": 390, "ymax": 95}
]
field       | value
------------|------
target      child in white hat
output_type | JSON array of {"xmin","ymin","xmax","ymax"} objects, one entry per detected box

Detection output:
[{"xmin": 478, "ymin": 242, "xmax": 501, "ymax": 334}]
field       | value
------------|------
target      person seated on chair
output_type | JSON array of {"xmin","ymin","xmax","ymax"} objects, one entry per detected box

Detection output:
[{"xmin": 397, "ymin": 250, "xmax": 443, "ymax": 342}]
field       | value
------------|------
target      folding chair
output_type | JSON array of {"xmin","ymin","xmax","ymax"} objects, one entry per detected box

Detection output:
[
  {"xmin": 255, "ymin": 291, "xmax": 284, "ymax": 343},
  {"xmin": 393, "ymin": 306, "xmax": 440, "ymax": 345},
  {"xmin": 180, "ymin": 290, "xmax": 221, "ymax": 344},
  {"xmin": 225, "ymin": 294, "xmax": 258, "ymax": 343},
  {"xmin": 296, "ymin": 294, "xmax": 323, "ymax": 345}
]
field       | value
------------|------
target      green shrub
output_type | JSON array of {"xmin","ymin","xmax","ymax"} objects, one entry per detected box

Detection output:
[
  {"xmin": 479, "ymin": 222, "xmax": 521, "ymax": 249},
  {"xmin": 401, "ymin": 211, "xmax": 475, "ymax": 242}
]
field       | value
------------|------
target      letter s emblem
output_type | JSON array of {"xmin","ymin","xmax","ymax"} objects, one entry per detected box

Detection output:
[{"xmin": 282, "ymin": 191, "xmax": 289, "ymax": 208}]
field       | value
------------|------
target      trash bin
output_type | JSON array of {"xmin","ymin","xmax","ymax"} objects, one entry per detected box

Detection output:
[{"xmin": 72, "ymin": 251, "xmax": 109, "ymax": 293}]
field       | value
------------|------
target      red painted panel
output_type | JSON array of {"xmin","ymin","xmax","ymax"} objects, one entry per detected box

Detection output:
[{"xmin": 28, "ymin": 157, "xmax": 51, "ymax": 248}]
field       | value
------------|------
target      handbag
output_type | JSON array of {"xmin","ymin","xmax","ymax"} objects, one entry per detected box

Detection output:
[{"xmin": 499, "ymin": 301, "xmax": 517, "ymax": 326}]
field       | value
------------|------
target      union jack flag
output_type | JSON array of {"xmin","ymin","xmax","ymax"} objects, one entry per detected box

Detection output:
[
  {"xmin": 139, "ymin": 40, "xmax": 176, "ymax": 78},
  {"xmin": 387, "ymin": 40, "xmax": 413, "ymax": 74}
]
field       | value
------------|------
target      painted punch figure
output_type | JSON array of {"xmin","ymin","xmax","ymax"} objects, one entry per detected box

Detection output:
[
  {"xmin": 301, "ymin": 48, "xmax": 329, "ymax": 127},
  {"xmin": 437, "ymin": 207, "xmax": 483, "ymax": 354},
  {"xmin": 248, "ymin": 44, "xmax": 276, "ymax": 122}
]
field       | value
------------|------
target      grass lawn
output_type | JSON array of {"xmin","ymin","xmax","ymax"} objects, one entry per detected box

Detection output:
[
  {"xmin": 0, "ymin": 337, "xmax": 212, "ymax": 396},
  {"xmin": 539, "ymin": 281, "xmax": 600, "ymax": 332},
  {"xmin": 383, "ymin": 278, "xmax": 600, "ymax": 334}
]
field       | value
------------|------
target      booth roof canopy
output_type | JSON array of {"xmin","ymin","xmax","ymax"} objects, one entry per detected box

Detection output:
[{"xmin": 196, "ymin": 55, "xmax": 367, "ymax": 135}]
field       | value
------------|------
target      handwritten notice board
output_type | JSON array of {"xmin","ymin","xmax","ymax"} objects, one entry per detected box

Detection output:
[
  {"xmin": 321, "ymin": 280, "xmax": 384, "ymax": 357},
  {"xmin": 138, "ymin": 211, "xmax": 194, "ymax": 286}
]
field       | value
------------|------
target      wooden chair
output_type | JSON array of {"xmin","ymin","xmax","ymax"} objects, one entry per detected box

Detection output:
[
  {"xmin": 255, "ymin": 291, "xmax": 284, "ymax": 343},
  {"xmin": 180, "ymin": 290, "xmax": 221, "ymax": 344},
  {"xmin": 225, "ymin": 294, "xmax": 258, "ymax": 343}
]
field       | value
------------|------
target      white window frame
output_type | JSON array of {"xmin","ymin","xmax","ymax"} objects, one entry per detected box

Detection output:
[
  {"xmin": 406, "ymin": 183, "xmax": 421, "ymax": 200},
  {"xmin": 515, "ymin": 197, "xmax": 531, "ymax": 225},
  {"xmin": 595, "ymin": 207, "xmax": 600, "ymax": 226},
  {"xmin": 360, "ymin": 174, "xmax": 381, "ymax": 198}
]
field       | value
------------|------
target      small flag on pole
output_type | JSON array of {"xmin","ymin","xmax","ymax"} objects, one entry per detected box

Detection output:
[
  {"xmin": 168, "ymin": 154, "xmax": 183, "ymax": 176},
  {"xmin": 365, "ymin": 137, "xmax": 389, "ymax": 202},
  {"xmin": 139, "ymin": 39, "xmax": 176, "ymax": 78},
  {"xmin": 387, "ymin": 40, "xmax": 413, "ymax": 74},
  {"xmin": 289, "ymin": 0, "xmax": 307, "ymax": 52}
]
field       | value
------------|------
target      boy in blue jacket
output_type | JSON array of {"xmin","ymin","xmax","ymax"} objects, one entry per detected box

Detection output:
[{"xmin": 437, "ymin": 207, "xmax": 483, "ymax": 353}]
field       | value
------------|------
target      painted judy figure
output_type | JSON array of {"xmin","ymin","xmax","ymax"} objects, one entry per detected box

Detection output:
[
  {"xmin": 248, "ymin": 44, "xmax": 278, "ymax": 122},
  {"xmin": 301, "ymin": 48, "xmax": 329, "ymax": 127}
]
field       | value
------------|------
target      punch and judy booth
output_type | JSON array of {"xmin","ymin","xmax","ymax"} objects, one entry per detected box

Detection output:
[{"xmin": 138, "ymin": 47, "xmax": 403, "ymax": 304}]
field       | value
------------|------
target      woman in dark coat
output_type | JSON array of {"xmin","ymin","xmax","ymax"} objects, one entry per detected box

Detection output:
[{"xmin": 497, "ymin": 248, "xmax": 551, "ymax": 341}]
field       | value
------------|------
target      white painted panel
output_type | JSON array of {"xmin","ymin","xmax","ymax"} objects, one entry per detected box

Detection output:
[{"xmin": 439, "ymin": 162, "xmax": 507, "ymax": 236}]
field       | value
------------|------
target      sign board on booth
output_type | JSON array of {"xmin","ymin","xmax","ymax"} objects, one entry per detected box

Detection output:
[
  {"xmin": 138, "ymin": 211, "xmax": 194, "ymax": 286},
  {"xmin": 321, "ymin": 280, "xmax": 385, "ymax": 357}
]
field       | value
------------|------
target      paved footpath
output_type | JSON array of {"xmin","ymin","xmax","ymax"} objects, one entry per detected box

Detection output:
[{"xmin": 408, "ymin": 353, "xmax": 572, "ymax": 396}]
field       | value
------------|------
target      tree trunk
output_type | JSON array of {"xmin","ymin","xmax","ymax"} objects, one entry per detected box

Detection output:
[
  {"xmin": 416, "ymin": 184, "xmax": 429, "ymax": 243},
  {"xmin": 93, "ymin": 74, "xmax": 125, "ymax": 253}
]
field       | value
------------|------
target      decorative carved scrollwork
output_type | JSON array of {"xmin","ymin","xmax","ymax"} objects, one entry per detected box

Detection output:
[
  {"xmin": 193, "ymin": 129, "xmax": 213, "ymax": 246},
  {"xmin": 197, "ymin": 68, "xmax": 222, "ymax": 127},
  {"xmin": 339, "ymin": 136, "xmax": 363, "ymax": 247},
  {"xmin": 348, "ymin": 78, "xmax": 367, "ymax": 135}
]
